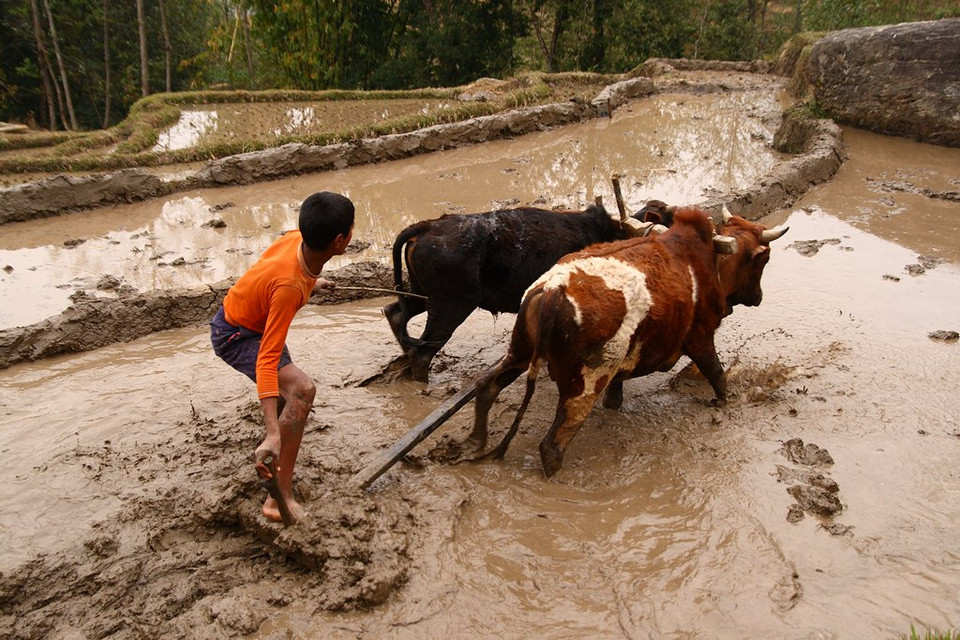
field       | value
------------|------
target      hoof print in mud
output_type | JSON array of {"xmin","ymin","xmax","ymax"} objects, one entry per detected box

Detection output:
[
  {"xmin": 776, "ymin": 439, "xmax": 844, "ymax": 524},
  {"xmin": 779, "ymin": 437, "xmax": 834, "ymax": 466},
  {"xmin": 928, "ymin": 330, "xmax": 959, "ymax": 342},
  {"xmin": 786, "ymin": 484, "xmax": 842, "ymax": 517}
]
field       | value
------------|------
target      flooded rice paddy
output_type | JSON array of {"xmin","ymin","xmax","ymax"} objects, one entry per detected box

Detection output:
[
  {"xmin": 152, "ymin": 99, "xmax": 458, "ymax": 152},
  {"xmin": 1, "ymin": 83, "xmax": 959, "ymax": 639}
]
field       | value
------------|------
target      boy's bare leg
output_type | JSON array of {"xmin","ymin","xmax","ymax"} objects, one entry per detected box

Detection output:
[{"xmin": 259, "ymin": 363, "xmax": 315, "ymax": 523}]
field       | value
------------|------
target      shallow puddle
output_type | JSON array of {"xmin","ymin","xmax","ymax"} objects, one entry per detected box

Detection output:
[{"xmin": 1, "ymin": 92, "xmax": 959, "ymax": 639}]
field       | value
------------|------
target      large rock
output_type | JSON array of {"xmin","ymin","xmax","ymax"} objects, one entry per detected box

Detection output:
[{"xmin": 806, "ymin": 19, "xmax": 960, "ymax": 146}]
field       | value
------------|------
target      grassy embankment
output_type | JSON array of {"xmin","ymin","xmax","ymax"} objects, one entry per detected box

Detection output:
[{"xmin": 0, "ymin": 72, "xmax": 618, "ymax": 177}]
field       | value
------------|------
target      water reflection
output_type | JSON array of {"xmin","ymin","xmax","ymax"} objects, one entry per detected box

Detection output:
[
  {"xmin": 273, "ymin": 107, "xmax": 316, "ymax": 137},
  {"xmin": 0, "ymin": 196, "xmax": 291, "ymax": 327},
  {"xmin": 153, "ymin": 110, "xmax": 219, "ymax": 152}
]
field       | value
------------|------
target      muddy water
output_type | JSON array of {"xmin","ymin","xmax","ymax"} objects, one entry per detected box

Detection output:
[
  {"xmin": 2, "ymin": 97, "xmax": 960, "ymax": 638},
  {"xmin": 0, "ymin": 90, "xmax": 782, "ymax": 329}
]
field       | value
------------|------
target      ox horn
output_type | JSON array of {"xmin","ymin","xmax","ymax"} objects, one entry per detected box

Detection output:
[
  {"xmin": 760, "ymin": 225, "xmax": 790, "ymax": 243},
  {"xmin": 721, "ymin": 205, "xmax": 734, "ymax": 224}
]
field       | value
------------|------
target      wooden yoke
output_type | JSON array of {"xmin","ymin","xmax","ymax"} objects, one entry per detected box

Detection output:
[{"xmin": 614, "ymin": 210, "xmax": 738, "ymax": 254}]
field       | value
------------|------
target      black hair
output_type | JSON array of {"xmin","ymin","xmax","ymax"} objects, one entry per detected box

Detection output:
[{"xmin": 298, "ymin": 191, "xmax": 355, "ymax": 250}]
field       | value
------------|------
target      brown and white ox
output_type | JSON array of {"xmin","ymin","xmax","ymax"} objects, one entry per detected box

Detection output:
[{"xmin": 464, "ymin": 206, "xmax": 788, "ymax": 477}]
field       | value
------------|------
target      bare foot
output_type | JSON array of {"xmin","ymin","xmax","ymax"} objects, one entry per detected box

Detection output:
[{"xmin": 263, "ymin": 495, "xmax": 305, "ymax": 523}]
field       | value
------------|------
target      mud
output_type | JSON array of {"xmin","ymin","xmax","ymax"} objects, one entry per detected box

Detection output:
[{"xmin": 2, "ymin": 74, "xmax": 960, "ymax": 639}]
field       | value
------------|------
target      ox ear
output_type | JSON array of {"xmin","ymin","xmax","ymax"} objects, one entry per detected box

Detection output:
[{"xmin": 752, "ymin": 245, "xmax": 770, "ymax": 259}]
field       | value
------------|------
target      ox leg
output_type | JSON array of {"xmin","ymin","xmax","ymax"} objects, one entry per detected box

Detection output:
[
  {"xmin": 469, "ymin": 358, "xmax": 526, "ymax": 451},
  {"xmin": 602, "ymin": 380, "xmax": 624, "ymax": 410},
  {"xmin": 410, "ymin": 304, "xmax": 475, "ymax": 382},
  {"xmin": 485, "ymin": 367, "xmax": 538, "ymax": 460},
  {"xmin": 383, "ymin": 298, "xmax": 426, "ymax": 349},
  {"xmin": 686, "ymin": 344, "xmax": 728, "ymax": 404},
  {"xmin": 539, "ymin": 392, "xmax": 600, "ymax": 478}
]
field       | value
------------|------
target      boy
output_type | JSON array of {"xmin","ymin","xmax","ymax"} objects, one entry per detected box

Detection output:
[{"xmin": 210, "ymin": 191, "xmax": 355, "ymax": 523}]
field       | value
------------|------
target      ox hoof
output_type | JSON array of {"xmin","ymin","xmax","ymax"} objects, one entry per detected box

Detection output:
[
  {"xmin": 602, "ymin": 382, "xmax": 624, "ymax": 410},
  {"xmin": 426, "ymin": 433, "xmax": 485, "ymax": 464},
  {"xmin": 539, "ymin": 442, "xmax": 563, "ymax": 478},
  {"xmin": 410, "ymin": 359, "xmax": 432, "ymax": 383},
  {"xmin": 602, "ymin": 392, "xmax": 623, "ymax": 410}
]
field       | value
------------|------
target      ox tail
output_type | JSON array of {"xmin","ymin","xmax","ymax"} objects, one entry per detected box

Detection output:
[
  {"xmin": 391, "ymin": 223, "xmax": 428, "ymax": 349},
  {"xmin": 529, "ymin": 285, "xmax": 565, "ymax": 374},
  {"xmin": 520, "ymin": 284, "xmax": 566, "ymax": 388}
]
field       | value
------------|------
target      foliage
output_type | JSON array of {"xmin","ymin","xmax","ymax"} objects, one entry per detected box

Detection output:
[
  {"xmin": 364, "ymin": 0, "xmax": 526, "ymax": 89},
  {"xmin": 907, "ymin": 625, "xmax": 960, "ymax": 640},
  {"xmin": 804, "ymin": 0, "xmax": 960, "ymax": 31},
  {"xmin": 2, "ymin": 0, "xmax": 958, "ymax": 133}
]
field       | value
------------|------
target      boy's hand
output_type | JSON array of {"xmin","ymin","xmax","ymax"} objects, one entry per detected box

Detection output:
[
  {"xmin": 315, "ymin": 278, "xmax": 335, "ymax": 293},
  {"xmin": 255, "ymin": 438, "xmax": 281, "ymax": 479}
]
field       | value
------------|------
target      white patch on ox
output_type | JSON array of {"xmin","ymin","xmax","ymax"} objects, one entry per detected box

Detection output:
[
  {"xmin": 529, "ymin": 256, "xmax": 653, "ymax": 395},
  {"xmin": 688, "ymin": 265, "xmax": 699, "ymax": 304}
]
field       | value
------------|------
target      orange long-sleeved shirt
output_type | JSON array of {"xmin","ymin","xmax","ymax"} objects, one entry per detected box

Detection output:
[{"xmin": 223, "ymin": 230, "xmax": 317, "ymax": 399}]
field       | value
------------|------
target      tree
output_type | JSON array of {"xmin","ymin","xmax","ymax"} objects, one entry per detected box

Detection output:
[
  {"xmin": 159, "ymin": 0, "xmax": 172, "ymax": 92},
  {"xmin": 137, "ymin": 0, "xmax": 149, "ymax": 97},
  {"xmin": 578, "ymin": 0, "xmax": 612, "ymax": 71},
  {"xmin": 521, "ymin": 0, "xmax": 572, "ymax": 72},
  {"xmin": 240, "ymin": 4, "xmax": 255, "ymax": 87},
  {"xmin": 42, "ymin": 0, "xmax": 77, "ymax": 129},
  {"xmin": 28, "ymin": 0, "xmax": 61, "ymax": 129},
  {"xmin": 103, "ymin": 0, "xmax": 111, "ymax": 127}
]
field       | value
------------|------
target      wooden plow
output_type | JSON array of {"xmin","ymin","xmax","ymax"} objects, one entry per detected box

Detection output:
[{"xmin": 350, "ymin": 384, "xmax": 478, "ymax": 490}]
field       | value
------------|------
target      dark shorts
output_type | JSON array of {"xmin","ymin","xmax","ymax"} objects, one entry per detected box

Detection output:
[{"xmin": 210, "ymin": 306, "xmax": 292, "ymax": 383}]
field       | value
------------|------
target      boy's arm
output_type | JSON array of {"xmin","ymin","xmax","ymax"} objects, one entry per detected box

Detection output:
[
  {"xmin": 255, "ymin": 396, "xmax": 283, "ymax": 478},
  {"xmin": 255, "ymin": 286, "xmax": 302, "ymax": 399},
  {"xmin": 252, "ymin": 286, "xmax": 302, "ymax": 473}
]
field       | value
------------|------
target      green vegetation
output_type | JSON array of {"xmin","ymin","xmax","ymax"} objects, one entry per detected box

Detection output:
[
  {"xmin": 0, "ymin": 72, "xmax": 605, "ymax": 175},
  {"xmin": 4, "ymin": 0, "xmax": 958, "ymax": 135},
  {"xmin": 907, "ymin": 625, "xmax": 960, "ymax": 640}
]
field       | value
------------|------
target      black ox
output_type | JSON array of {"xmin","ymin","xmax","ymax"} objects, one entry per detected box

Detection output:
[{"xmin": 384, "ymin": 201, "xmax": 670, "ymax": 381}]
